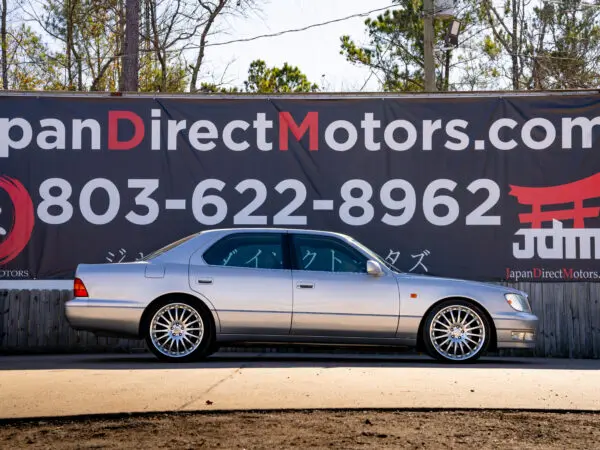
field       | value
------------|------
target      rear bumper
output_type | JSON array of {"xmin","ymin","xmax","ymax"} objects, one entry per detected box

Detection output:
[
  {"xmin": 65, "ymin": 298, "xmax": 144, "ymax": 338},
  {"xmin": 493, "ymin": 312, "xmax": 538, "ymax": 349}
]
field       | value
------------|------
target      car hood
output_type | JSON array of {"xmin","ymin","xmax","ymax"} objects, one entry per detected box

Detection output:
[{"xmin": 394, "ymin": 273, "xmax": 526, "ymax": 296}]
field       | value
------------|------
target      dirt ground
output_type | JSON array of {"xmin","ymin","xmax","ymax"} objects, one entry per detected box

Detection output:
[{"xmin": 1, "ymin": 410, "xmax": 599, "ymax": 449}]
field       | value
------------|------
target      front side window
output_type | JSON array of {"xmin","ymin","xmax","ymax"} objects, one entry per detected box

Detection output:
[
  {"xmin": 292, "ymin": 235, "xmax": 367, "ymax": 273},
  {"xmin": 203, "ymin": 233, "xmax": 284, "ymax": 270}
]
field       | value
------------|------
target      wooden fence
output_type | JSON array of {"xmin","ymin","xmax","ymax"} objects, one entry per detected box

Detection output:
[
  {"xmin": 0, "ymin": 289, "xmax": 145, "ymax": 353},
  {"xmin": 1, "ymin": 283, "xmax": 599, "ymax": 358}
]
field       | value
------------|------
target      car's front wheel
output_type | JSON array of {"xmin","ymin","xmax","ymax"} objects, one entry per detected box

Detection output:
[
  {"xmin": 144, "ymin": 299, "xmax": 215, "ymax": 362},
  {"xmin": 423, "ymin": 300, "xmax": 491, "ymax": 363}
]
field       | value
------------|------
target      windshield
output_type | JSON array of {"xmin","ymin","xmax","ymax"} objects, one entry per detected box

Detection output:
[
  {"xmin": 348, "ymin": 237, "xmax": 403, "ymax": 273},
  {"xmin": 141, "ymin": 233, "xmax": 199, "ymax": 261}
]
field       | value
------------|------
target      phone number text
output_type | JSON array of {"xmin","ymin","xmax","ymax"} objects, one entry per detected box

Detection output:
[{"xmin": 37, "ymin": 178, "xmax": 502, "ymax": 227}]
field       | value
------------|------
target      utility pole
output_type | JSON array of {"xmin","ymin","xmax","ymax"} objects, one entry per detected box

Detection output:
[
  {"xmin": 123, "ymin": 0, "xmax": 140, "ymax": 91},
  {"xmin": 423, "ymin": 0, "xmax": 436, "ymax": 92}
]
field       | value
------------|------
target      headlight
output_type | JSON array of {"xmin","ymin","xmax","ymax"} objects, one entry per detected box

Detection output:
[{"xmin": 505, "ymin": 293, "xmax": 531, "ymax": 313}]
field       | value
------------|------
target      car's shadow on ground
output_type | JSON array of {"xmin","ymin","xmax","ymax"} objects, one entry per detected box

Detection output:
[{"xmin": 1, "ymin": 352, "xmax": 598, "ymax": 371}]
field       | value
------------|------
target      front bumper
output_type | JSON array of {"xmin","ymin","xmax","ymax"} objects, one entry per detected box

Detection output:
[
  {"xmin": 493, "ymin": 312, "xmax": 538, "ymax": 349},
  {"xmin": 65, "ymin": 298, "xmax": 144, "ymax": 338}
]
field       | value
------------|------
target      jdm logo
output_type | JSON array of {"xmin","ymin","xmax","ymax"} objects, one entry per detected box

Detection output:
[
  {"xmin": 0, "ymin": 176, "xmax": 34, "ymax": 266},
  {"xmin": 510, "ymin": 173, "xmax": 600, "ymax": 260}
]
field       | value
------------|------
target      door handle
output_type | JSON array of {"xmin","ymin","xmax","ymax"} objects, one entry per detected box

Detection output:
[
  {"xmin": 297, "ymin": 282, "xmax": 315, "ymax": 289},
  {"xmin": 197, "ymin": 278, "xmax": 213, "ymax": 285}
]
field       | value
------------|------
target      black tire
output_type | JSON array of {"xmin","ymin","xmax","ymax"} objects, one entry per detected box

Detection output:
[
  {"xmin": 144, "ymin": 297, "xmax": 216, "ymax": 363},
  {"xmin": 422, "ymin": 299, "xmax": 491, "ymax": 363}
]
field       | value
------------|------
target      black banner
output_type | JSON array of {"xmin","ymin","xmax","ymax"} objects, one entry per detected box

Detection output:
[{"xmin": 1, "ymin": 93, "xmax": 599, "ymax": 282}]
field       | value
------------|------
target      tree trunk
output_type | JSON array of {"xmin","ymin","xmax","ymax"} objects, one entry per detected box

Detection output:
[
  {"xmin": 190, "ymin": 0, "xmax": 227, "ymax": 93},
  {"xmin": 66, "ymin": 0, "xmax": 74, "ymax": 89},
  {"xmin": 532, "ymin": 14, "xmax": 547, "ymax": 90},
  {"xmin": 123, "ymin": 0, "xmax": 140, "ymax": 91},
  {"xmin": 148, "ymin": 0, "xmax": 166, "ymax": 91},
  {"xmin": 444, "ymin": 50, "xmax": 451, "ymax": 91},
  {"xmin": 91, "ymin": 56, "xmax": 118, "ymax": 91},
  {"xmin": 117, "ymin": 0, "xmax": 126, "ymax": 92},
  {"xmin": 72, "ymin": 47, "xmax": 84, "ymax": 91},
  {"xmin": 144, "ymin": 0, "xmax": 151, "ymax": 51},
  {"xmin": 1, "ymin": 0, "xmax": 8, "ymax": 89},
  {"xmin": 511, "ymin": 0, "xmax": 519, "ymax": 90}
]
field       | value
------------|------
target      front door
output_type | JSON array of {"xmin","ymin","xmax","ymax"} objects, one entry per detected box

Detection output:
[
  {"xmin": 290, "ymin": 234, "xmax": 400, "ymax": 338},
  {"xmin": 189, "ymin": 232, "xmax": 292, "ymax": 335}
]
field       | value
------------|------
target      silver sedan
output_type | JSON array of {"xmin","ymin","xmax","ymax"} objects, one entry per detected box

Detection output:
[{"xmin": 65, "ymin": 228, "xmax": 538, "ymax": 363}]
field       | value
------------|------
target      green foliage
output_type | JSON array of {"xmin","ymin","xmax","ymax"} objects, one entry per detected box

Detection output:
[
  {"xmin": 340, "ymin": 0, "xmax": 472, "ymax": 91},
  {"xmin": 2, "ymin": 0, "xmax": 265, "ymax": 92},
  {"xmin": 3, "ymin": 0, "xmax": 600, "ymax": 93},
  {"xmin": 474, "ymin": 0, "xmax": 600, "ymax": 90},
  {"xmin": 3, "ymin": 24, "xmax": 64, "ymax": 90},
  {"xmin": 530, "ymin": 0, "xmax": 600, "ymax": 89},
  {"xmin": 139, "ymin": 56, "xmax": 188, "ymax": 93},
  {"xmin": 198, "ymin": 82, "xmax": 239, "ymax": 93},
  {"xmin": 483, "ymin": 35, "xmax": 501, "ymax": 59},
  {"xmin": 243, "ymin": 60, "xmax": 318, "ymax": 93}
]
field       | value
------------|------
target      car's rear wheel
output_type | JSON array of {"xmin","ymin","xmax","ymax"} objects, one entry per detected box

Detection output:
[
  {"xmin": 144, "ymin": 299, "xmax": 215, "ymax": 362},
  {"xmin": 423, "ymin": 300, "xmax": 491, "ymax": 363}
]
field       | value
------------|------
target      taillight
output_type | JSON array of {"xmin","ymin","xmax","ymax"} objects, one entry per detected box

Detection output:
[{"xmin": 74, "ymin": 278, "xmax": 89, "ymax": 297}]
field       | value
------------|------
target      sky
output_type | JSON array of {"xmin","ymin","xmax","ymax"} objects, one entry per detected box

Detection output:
[{"xmin": 200, "ymin": 0, "xmax": 394, "ymax": 92}]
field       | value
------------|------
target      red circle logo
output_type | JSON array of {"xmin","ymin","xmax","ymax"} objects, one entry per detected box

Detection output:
[{"xmin": 0, "ymin": 176, "xmax": 35, "ymax": 265}]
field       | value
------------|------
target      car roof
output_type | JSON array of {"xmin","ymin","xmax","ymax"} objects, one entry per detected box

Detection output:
[{"xmin": 199, "ymin": 227, "xmax": 352, "ymax": 239}]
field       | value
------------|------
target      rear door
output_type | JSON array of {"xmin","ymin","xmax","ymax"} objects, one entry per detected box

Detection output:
[
  {"xmin": 189, "ymin": 232, "xmax": 292, "ymax": 335},
  {"xmin": 290, "ymin": 234, "xmax": 400, "ymax": 338}
]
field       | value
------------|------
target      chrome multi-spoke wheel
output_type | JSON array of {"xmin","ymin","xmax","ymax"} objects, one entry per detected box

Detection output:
[
  {"xmin": 424, "ymin": 302, "xmax": 490, "ymax": 363},
  {"xmin": 149, "ymin": 303, "xmax": 205, "ymax": 359}
]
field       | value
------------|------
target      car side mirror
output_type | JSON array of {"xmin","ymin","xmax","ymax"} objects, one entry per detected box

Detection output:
[{"xmin": 366, "ymin": 260, "xmax": 384, "ymax": 277}]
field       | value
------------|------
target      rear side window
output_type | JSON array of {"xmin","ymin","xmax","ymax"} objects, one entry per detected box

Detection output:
[
  {"xmin": 142, "ymin": 233, "xmax": 199, "ymax": 261},
  {"xmin": 203, "ymin": 233, "xmax": 285, "ymax": 270}
]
